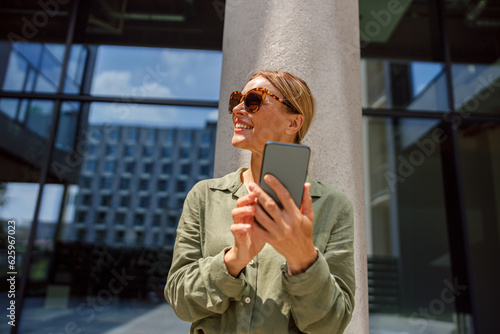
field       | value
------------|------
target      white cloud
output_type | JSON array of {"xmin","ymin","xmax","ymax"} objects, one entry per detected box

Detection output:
[
  {"xmin": 161, "ymin": 49, "xmax": 192, "ymax": 70},
  {"xmin": 92, "ymin": 70, "xmax": 131, "ymax": 95},
  {"xmin": 91, "ymin": 70, "xmax": 174, "ymax": 98}
]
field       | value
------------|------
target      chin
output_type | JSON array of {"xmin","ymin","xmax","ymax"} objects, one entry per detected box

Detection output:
[{"xmin": 231, "ymin": 136, "xmax": 246, "ymax": 149}]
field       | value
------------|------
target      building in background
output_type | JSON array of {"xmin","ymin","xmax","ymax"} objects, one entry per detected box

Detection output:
[
  {"xmin": 69, "ymin": 123, "xmax": 216, "ymax": 248},
  {"xmin": 0, "ymin": 1, "xmax": 498, "ymax": 333}
]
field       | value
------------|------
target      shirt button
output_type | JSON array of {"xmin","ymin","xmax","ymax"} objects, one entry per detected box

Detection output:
[
  {"xmin": 249, "ymin": 259, "xmax": 254, "ymax": 265},
  {"xmin": 245, "ymin": 297, "xmax": 251, "ymax": 304}
]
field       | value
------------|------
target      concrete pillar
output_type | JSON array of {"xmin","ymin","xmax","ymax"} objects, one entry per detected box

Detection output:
[{"xmin": 214, "ymin": 1, "xmax": 368, "ymax": 333}]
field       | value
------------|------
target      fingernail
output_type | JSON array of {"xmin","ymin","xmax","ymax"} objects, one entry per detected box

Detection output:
[
  {"xmin": 248, "ymin": 183, "xmax": 256, "ymax": 191},
  {"xmin": 265, "ymin": 174, "xmax": 273, "ymax": 182}
]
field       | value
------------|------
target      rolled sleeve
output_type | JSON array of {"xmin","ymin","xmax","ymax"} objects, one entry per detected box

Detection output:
[
  {"xmin": 200, "ymin": 247, "xmax": 247, "ymax": 299},
  {"xmin": 281, "ymin": 249, "xmax": 330, "ymax": 296}
]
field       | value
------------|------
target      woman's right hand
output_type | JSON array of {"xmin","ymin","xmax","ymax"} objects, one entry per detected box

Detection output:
[{"xmin": 224, "ymin": 192, "xmax": 266, "ymax": 277}]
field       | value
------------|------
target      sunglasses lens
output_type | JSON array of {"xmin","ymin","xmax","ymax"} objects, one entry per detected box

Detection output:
[
  {"xmin": 229, "ymin": 92, "xmax": 242, "ymax": 113},
  {"xmin": 245, "ymin": 91, "xmax": 263, "ymax": 113}
]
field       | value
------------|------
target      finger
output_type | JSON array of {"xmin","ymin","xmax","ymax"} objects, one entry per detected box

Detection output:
[
  {"xmin": 231, "ymin": 205, "xmax": 256, "ymax": 223},
  {"xmin": 236, "ymin": 192, "xmax": 258, "ymax": 207},
  {"xmin": 250, "ymin": 220, "xmax": 271, "ymax": 242},
  {"xmin": 230, "ymin": 223, "xmax": 252, "ymax": 235},
  {"xmin": 263, "ymin": 174, "xmax": 297, "ymax": 212},
  {"xmin": 301, "ymin": 183, "xmax": 314, "ymax": 221},
  {"xmin": 253, "ymin": 202, "xmax": 280, "ymax": 235},
  {"xmin": 249, "ymin": 182, "xmax": 282, "ymax": 222}
]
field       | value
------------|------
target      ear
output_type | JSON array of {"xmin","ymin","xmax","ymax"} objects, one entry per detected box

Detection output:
[{"xmin": 285, "ymin": 113, "xmax": 304, "ymax": 136}]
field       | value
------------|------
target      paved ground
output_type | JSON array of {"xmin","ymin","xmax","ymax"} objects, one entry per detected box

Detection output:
[
  {"xmin": 1, "ymin": 296, "xmax": 458, "ymax": 333},
  {"xmin": 101, "ymin": 304, "xmax": 191, "ymax": 334},
  {"xmin": 0, "ymin": 296, "xmax": 191, "ymax": 334},
  {"xmin": 369, "ymin": 314, "xmax": 456, "ymax": 334}
]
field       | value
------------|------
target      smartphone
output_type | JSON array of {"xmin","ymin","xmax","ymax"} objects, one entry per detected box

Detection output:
[{"xmin": 259, "ymin": 142, "xmax": 311, "ymax": 209}]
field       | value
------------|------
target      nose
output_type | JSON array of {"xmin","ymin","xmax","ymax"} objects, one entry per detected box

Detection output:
[{"xmin": 232, "ymin": 101, "xmax": 247, "ymax": 115}]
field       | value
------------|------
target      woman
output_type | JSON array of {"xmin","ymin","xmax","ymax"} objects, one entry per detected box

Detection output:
[{"xmin": 165, "ymin": 70, "xmax": 355, "ymax": 333}]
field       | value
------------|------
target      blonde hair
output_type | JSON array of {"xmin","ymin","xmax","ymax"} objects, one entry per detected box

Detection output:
[{"xmin": 249, "ymin": 70, "xmax": 315, "ymax": 144}]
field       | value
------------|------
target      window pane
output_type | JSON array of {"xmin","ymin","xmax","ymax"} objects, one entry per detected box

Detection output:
[
  {"xmin": 458, "ymin": 123, "xmax": 500, "ymax": 333},
  {"xmin": 451, "ymin": 64, "xmax": 500, "ymax": 115},
  {"xmin": 359, "ymin": 1, "xmax": 451, "ymax": 112},
  {"xmin": 55, "ymin": 101, "xmax": 80, "ymax": 151},
  {"xmin": 363, "ymin": 116, "xmax": 461, "ymax": 333},
  {"xmin": 38, "ymin": 44, "xmax": 63, "ymax": 92},
  {"xmin": 444, "ymin": 3, "xmax": 500, "ymax": 116},
  {"xmin": 0, "ymin": 98, "xmax": 19, "ymax": 119},
  {"xmin": 360, "ymin": 1, "xmax": 440, "ymax": 60},
  {"xmin": 361, "ymin": 59, "xmax": 449, "ymax": 112},
  {"xmin": 0, "ymin": 3, "xmax": 71, "ymax": 43},
  {"xmin": 2, "ymin": 48, "xmax": 28, "ymax": 91},
  {"xmin": 76, "ymin": 0, "xmax": 224, "ymax": 50},
  {"xmin": 18, "ymin": 101, "xmax": 218, "ymax": 333},
  {"xmin": 0, "ymin": 42, "xmax": 67, "ymax": 93},
  {"xmin": 64, "ymin": 44, "xmax": 89, "ymax": 94},
  {"xmin": 90, "ymin": 46, "xmax": 222, "ymax": 100},
  {"xmin": 25, "ymin": 100, "xmax": 54, "ymax": 138}
]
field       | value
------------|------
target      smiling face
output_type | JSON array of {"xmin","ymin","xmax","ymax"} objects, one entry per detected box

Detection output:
[{"xmin": 231, "ymin": 76, "xmax": 303, "ymax": 155}]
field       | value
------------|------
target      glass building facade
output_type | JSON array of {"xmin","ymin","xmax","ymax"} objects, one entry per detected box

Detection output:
[
  {"xmin": 361, "ymin": 1, "xmax": 500, "ymax": 333},
  {"xmin": 0, "ymin": 1, "xmax": 499, "ymax": 333}
]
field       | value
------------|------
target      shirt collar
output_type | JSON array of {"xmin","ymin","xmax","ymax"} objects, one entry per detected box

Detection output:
[
  {"xmin": 209, "ymin": 167, "xmax": 247, "ymax": 197},
  {"xmin": 306, "ymin": 175, "xmax": 322, "ymax": 198},
  {"xmin": 210, "ymin": 168, "xmax": 322, "ymax": 199}
]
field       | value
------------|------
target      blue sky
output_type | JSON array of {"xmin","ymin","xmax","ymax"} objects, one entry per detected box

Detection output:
[
  {"xmin": 411, "ymin": 62, "xmax": 443, "ymax": 96},
  {"xmin": 91, "ymin": 46, "xmax": 222, "ymax": 100},
  {"xmin": 89, "ymin": 46, "xmax": 221, "ymax": 128}
]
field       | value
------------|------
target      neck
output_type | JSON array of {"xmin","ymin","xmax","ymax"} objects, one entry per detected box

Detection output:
[{"xmin": 242, "ymin": 151, "xmax": 263, "ymax": 186}]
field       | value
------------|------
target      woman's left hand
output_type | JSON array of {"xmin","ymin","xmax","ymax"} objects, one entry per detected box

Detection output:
[{"xmin": 249, "ymin": 174, "xmax": 318, "ymax": 275}]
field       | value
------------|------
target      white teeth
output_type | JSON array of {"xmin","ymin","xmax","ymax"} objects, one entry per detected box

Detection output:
[{"xmin": 235, "ymin": 123, "xmax": 253, "ymax": 129}]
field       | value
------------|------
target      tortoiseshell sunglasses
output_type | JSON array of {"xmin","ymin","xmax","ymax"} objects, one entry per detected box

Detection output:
[{"xmin": 228, "ymin": 88, "xmax": 297, "ymax": 114}]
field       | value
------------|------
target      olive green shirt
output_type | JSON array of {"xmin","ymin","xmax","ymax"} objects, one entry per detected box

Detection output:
[{"xmin": 165, "ymin": 168, "xmax": 355, "ymax": 334}]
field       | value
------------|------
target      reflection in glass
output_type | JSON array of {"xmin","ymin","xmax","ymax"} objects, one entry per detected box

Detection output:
[
  {"xmin": 360, "ymin": 0, "xmax": 440, "ymax": 60},
  {"xmin": 0, "ymin": 183, "xmax": 69, "ymax": 292},
  {"xmin": 361, "ymin": 59, "xmax": 449, "ymax": 112},
  {"xmin": 90, "ymin": 46, "xmax": 222, "ymax": 100},
  {"xmin": 25, "ymin": 100, "xmax": 54, "ymax": 139},
  {"xmin": 1, "ymin": 42, "xmax": 67, "ymax": 93},
  {"xmin": 56, "ymin": 101, "xmax": 80, "ymax": 151},
  {"xmin": 0, "ymin": 98, "xmax": 80, "ymax": 152},
  {"xmin": 0, "ymin": 182, "xmax": 40, "ymax": 238},
  {"xmin": 445, "ymin": 1, "xmax": 500, "ymax": 116},
  {"xmin": 12, "ymin": 43, "xmax": 43, "ymax": 68},
  {"xmin": 38, "ymin": 46, "xmax": 62, "ymax": 90},
  {"xmin": 0, "ymin": 98, "xmax": 19, "ymax": 119},
  {"xmin": 363, "ymin": 116, "xmax": 459, "ymax": 332},
  {"xmin": 458, "ymin": 123, "xmax": 500, "ymax": 333},
  {"xmin": 2, "ymin": 50, "xmax": 28, "ymax": 91},
  {"xmin": 64, "ymin": 45, "xmax": 89, "ymax": 94},
  {"xmin": 452, "ymin": 64, "xmax": 500, "ymax": 115},
  {"xmin": 0, "ymin": 42, "xmax": 87, "ymax": 94},
  {"xmin": 15, "ymin": 102, "xmax": 217, "ymax": 333}
]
